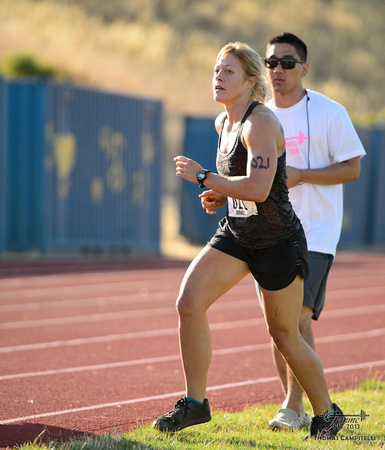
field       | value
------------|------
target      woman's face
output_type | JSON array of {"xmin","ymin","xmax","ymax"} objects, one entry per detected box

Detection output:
[{"xmin": 213, "ymin": 52, "xmax": 252, "ymax": 105}]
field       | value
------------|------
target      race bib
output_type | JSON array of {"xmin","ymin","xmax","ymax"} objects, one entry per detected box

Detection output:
[{"xmin": 228, "ymin": 197, "xmax": 258, "ymax": 218}]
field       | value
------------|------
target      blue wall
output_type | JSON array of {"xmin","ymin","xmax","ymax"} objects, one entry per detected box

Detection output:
[
  {"xmin": 0, "ymin": 80, "xmax": 163, "ymax": 254},
  {"xmin": 0, "ymin": 82, "xmax": 7, "ymax": 253},
  {"xmin": 5, "ymin": 81, "xmax": 47, "ymax": 251},
  {"xmin": 179, "ymin": 117, "xmax": 226, "ymax": 244},
  {"xmin": 179, "ymin": 115, "xmax": 385, "ymax": 249},
  {"xmin": 2, "ymin": 81, "xmax": 383, "ymax": 255}
]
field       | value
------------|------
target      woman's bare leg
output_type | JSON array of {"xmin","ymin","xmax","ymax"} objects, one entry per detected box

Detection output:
[
  {"xmin": 261, "ymin": 276, "xmax": 332, "ymax": 416},
  {"xmin": 176, "ymin": 246, "xmax": 250, "ymax": 402}
]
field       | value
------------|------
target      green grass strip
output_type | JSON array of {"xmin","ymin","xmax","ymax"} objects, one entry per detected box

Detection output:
[{"xmin": 14, "ymin": 378, "xmax": 385, "ymax": 450}]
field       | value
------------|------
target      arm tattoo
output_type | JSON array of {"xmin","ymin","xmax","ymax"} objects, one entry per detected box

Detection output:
[{"xmin": 251, "ymin": 156, "xmax": 270, "ymax": 169}]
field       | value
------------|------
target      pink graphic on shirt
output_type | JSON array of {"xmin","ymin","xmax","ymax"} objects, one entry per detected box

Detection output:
[{"xmin": 285, "ymin": 131, "xmax": 308, "ymax": 155}]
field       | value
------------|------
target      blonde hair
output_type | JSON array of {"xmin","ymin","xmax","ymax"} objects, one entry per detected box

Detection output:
[{"xmin": 217, "ymin": 42, "xmax": 270, "ymax": 103}]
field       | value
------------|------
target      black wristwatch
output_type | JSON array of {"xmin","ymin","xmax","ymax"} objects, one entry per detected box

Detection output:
[{"xmin": 196, "ymin": 169, "xmax": 210, "ymax": 188}]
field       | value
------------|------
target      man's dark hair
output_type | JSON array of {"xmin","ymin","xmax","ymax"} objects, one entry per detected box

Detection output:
[{"xmin": 268, "ymin": 32, "xmax": 307, "ymax": 62}]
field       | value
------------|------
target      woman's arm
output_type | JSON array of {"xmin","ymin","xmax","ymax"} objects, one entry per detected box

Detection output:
[
  {"xmin": 174, "ymin": 106, "xmax": 282, "ymax": 203},
  {"xmin": 199, "ymin": 190, "xmax": 227, "ymax": 215}
]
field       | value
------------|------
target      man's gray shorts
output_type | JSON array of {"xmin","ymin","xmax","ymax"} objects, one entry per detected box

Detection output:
[{"xmin": 256, "ymin": 251, "xmax": 333, "ymax": 320}]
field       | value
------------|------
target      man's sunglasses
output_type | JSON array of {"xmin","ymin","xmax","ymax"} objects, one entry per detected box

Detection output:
[{"xmin": 264, "ymin": 57, "xmax": 305, "ymax": 70}]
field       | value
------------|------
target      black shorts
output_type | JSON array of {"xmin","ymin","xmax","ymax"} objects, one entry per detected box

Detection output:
[{"xmin": 208, "ymin": 221, "xmax": 309, "ymax": 291}]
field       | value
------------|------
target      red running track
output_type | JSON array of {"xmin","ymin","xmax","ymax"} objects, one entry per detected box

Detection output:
[{"xmin": 1, "ymin": 252, "xmax": 385, "ymax": 448}]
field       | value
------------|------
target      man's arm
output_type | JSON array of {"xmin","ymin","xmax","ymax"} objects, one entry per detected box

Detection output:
[{"xmin": 286, "ymin": 156, "xmax": 361, "ymax": 188}]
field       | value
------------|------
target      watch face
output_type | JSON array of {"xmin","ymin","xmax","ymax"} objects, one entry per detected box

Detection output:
[{"xmin": 198, "ymin": 172, "xmax": 204, "ymax": 181}]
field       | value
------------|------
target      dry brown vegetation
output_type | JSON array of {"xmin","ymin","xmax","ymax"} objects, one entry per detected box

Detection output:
[
  {"xmin": 2, "ymin": 0, "xmax": 384, "ymax": 118},
  {"xmin": 1, "ymin": 1, "xmax": 384, "ymax": 161},
  {"xmin": 2, "ymin": 0, "xmax": 385, "ymax": 154}
]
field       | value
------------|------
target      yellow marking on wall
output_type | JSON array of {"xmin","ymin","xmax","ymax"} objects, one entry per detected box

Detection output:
[
  {"xmin": 99, "ymin": 126, "xmax": 127, "ymax": 195},
  {"xmin": 107, "ymin": 164, "xmax": 127, "ymax": 194},
  {"xmin": 45, "ymin": 122, "xmax": 77, "ymax": 199},
  {"xmin": 90, "ymin": 177, "xmax": 104, "ymax": 203},
  {"xmin": 141, "ymin": 132, "xmax": 155, "ymax": 164},
  {"xmin": 132, "ymin": 170, "xmax": 145, "ymax": 205},
  {"xmin": 128, "ymin": 132, "xmax": 157, "ymax": 206}
]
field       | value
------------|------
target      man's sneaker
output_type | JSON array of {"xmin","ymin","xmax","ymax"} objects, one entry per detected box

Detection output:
[
  {"xmin": 305, "ymin": 403, "xmax": 345, "ymax": 440},
  {"xmin": 269, "ymin": 408, "xmax": 308, "ymax": 430},
  {"xmin": 152, "ymin": 397, "xmax": 211, "ymax": 432},
  {"xmin": 299, "ymin": 412, "xmax": 311, "ymax": 428}
]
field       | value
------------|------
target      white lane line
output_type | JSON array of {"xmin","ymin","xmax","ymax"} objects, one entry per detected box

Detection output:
[
  {"xmin": 0, "ymin": 306, "xmax": 177, "ymax": 329},
  {"xmin": 0, "ymin": 266, "xmax": 382, "ymax": 293},
  {"xmin": 0, "ymin": 296, "xmax": 255, "ymax": 329},
  {"xmin": 1, "ymin": 359, "xmax": 384, "ymax": 425},
  {"xmin": 0, "ymin": 266, "xmax": 187, "ymax": 288},
  {"xmin": 1, "ymin": 329, "xmax": 385, "ymax": 381},
  {"xmin": 0, "ymin": 281, "xmax": 253, "ymax": 313},
  {"xmin": 2, "ymin": 293, "xmax": 385, "ymax": 330},
  {"xmin": 1, "ymin": 283, "xmax": 384, "ymax": 314},
  {"xmin": 0, "ymin": 318, "xmax": 265, "ymax": 353},
  {"xmin": 1, "ymin": 302, "xmax": 385, "ymax": 351},
  {"xmin": 0, "ymin": 278, "xmax": 181, "ymax": 303},
  {"xmin": 0, "ymin": 290, "xmax": 178, "ymax": 313},
  {"xmin": 0, "ymin": 344, "xmax": 266, "ymax": 381}
]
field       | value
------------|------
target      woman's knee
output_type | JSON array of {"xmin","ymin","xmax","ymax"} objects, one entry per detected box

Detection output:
[
  {"xmin": 176, "ymin": 291, "xmax": 203, "ymax": 318},
  {"xmin": 268, "ymin": 327, "xmax": 298, "ymax": 357},
  {"xmin": 176, "ymin": 293, "xmax": 188, "ymax": 317}
]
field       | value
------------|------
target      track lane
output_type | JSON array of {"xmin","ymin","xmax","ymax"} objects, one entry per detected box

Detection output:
[{"xmin": 0, "ymin": 252, "xmax": 385, "ymax": 449}]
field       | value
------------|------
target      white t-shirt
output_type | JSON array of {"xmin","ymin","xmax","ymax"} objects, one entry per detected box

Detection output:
[{"xmin": 266, "ymin": 90, "xmax": 366, "ymax": 257}]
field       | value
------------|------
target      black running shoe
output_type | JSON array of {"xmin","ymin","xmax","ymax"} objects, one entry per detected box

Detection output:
[
  {"xmin": 305, "ymin": 403, "xmax": 346, "ymax": 440},
  {"xmin": 152, "ymin": 397, "xmax": 211, "ymax": 432}
]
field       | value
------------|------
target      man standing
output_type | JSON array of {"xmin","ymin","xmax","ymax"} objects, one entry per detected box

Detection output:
[{"xmin": 262, "ymin": 32, "xmax": 366, "ymax": 430}]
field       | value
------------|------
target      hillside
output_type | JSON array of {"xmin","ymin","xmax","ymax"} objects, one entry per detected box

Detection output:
[
  {"xmin": 2, "ymin": 0, "xmax": 385, "ymax": 116},
  {"xmin": 1, "ymin": 0, "xmax": 384, "ymax": 166}
]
